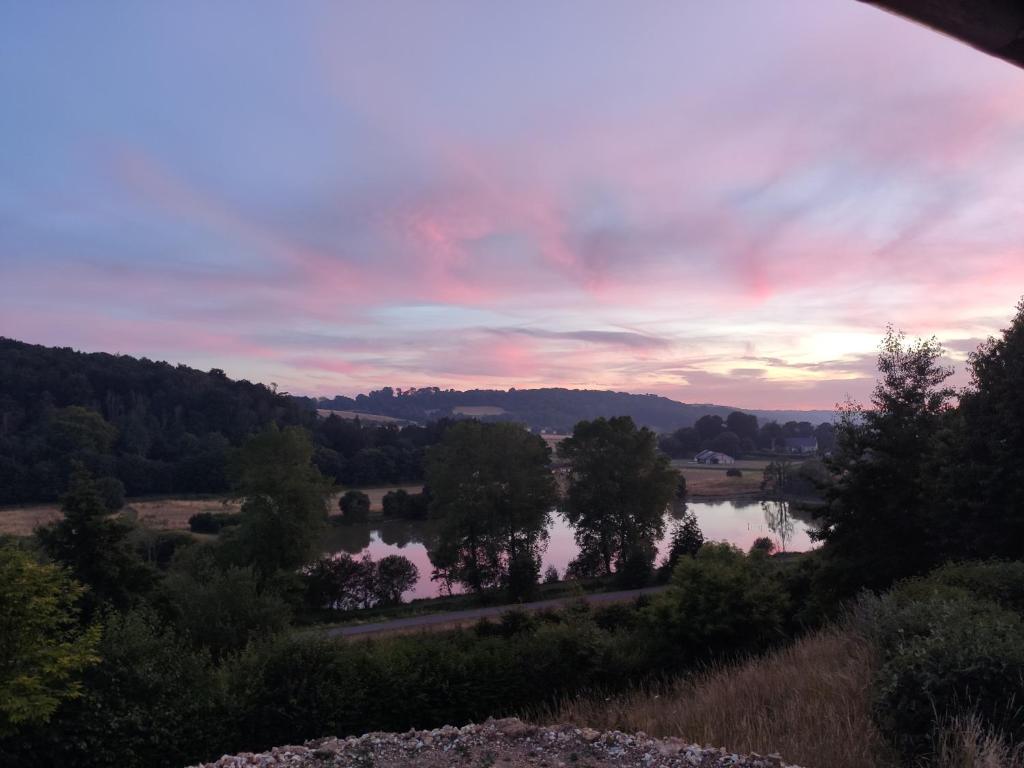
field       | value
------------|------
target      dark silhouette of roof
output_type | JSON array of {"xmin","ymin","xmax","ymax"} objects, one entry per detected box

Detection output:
[{"xmin": 859, "ymin": 1, "xmax": 1024, "ymax": 69}]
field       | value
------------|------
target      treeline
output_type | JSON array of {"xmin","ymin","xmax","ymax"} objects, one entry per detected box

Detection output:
[
  {"xmin": 305, "ymin": 386, "xmax": 834, "ymax": 434},
  {"xmin": 0, "ymin": 338, "xmax": 450, "ymax": 504},
  {"xmin": 658, "ymin": 411, "xmax": 835, "ymax": 459}
]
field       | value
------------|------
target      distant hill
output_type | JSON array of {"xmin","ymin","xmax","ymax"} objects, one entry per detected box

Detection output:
[{"xmin": 311, "ymin": 387, "xmax": 836, "ymax": 433}]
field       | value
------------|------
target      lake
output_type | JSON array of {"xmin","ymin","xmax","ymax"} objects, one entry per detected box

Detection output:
[{"xmin": 320, "ymin": 500, "xmax": 818, "ymax": 600}]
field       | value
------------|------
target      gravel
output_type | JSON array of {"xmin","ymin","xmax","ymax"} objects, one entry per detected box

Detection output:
[{"xmin": 188, "ymin": 718, "xmax": 801, "ymax": 768}]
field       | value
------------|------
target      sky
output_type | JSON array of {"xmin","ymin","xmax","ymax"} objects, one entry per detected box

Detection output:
[{"xmin": 2, "ymin": 1, "xmax": 1023, "ymax": 410}]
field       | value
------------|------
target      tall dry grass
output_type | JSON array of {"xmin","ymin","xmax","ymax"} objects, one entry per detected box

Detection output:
[
  {"xmin": 530, "ymin": 627, "xmax": 893, "ymax": 768},
  {"xmin": 932, "ymin": 714, "xmax": 1024, "ymax": 768}
]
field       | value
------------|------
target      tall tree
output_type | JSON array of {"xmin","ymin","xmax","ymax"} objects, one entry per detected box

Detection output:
[
  {"xmin": 36, "ymin": 464, "xmax": 155, "ymax": 615},
  {"xmin": 814, "ymin": 327, "xmax": 954, "ymax": 603},
  {"xmin": 559, "ymin": 416, "xmax": 678, "ymax": 577},
  {"xmin": 425, "ymin": 421, "xmax": 555, "ymax": 596},
  {"xmin": 226, "ymin": 426, "xmax": 333, "ymax": 580},
  {"xmin": 936, "ymin": 299, "xmax": 1024, "ymax": 559}
]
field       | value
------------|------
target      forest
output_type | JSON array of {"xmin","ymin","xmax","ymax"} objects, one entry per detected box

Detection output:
[{"xmin": 0, "ymin": 338, "xmax": 448, "ymax": 503}]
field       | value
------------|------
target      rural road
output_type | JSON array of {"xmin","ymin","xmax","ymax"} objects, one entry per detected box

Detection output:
[{"xmin": 327, "ymin": 585, "xmax": 668, "ymax": 638}]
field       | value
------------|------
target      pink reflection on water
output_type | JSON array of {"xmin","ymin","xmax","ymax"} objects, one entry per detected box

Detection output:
[{"xmin": 327, "ymin": 501, "xmax": 817, "ymax": 599}]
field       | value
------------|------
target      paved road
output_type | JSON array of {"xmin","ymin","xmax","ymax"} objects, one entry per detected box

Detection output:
[{"xmin": 326, "ymin": 585, "xmax": 668, "ymax": 639}]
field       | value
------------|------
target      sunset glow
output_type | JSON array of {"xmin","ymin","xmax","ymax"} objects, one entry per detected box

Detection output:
[{"xmin": 3, "ymin": 1, "xmax": 1023, "ymax": 408}]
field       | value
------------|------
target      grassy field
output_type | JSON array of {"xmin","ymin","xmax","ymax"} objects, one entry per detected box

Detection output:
[
  {"xmin": 0, "ymin": 484, "xmax": 424, "ymax": 537},
  {"xmin": 675, "ymin": 458, "xmax": 770, "ymax": 498},
  {"xmin": 0, "ymin": 459, "xmax": 781, "ymax": 537},
  {"xmin": 532, "ymin": 626, "xmax": 892, "ymax": 768}
]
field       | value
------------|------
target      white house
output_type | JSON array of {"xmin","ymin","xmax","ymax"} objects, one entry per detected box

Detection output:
[{"xmin": 694, "ymin": 449, "xmax": 736, "ymax": 465}]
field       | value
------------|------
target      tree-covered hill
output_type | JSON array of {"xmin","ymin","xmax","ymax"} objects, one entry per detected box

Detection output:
[
  {"xmin": 314, "ymin": 387, "xmax": 835, "ymax": 434},
  {"xmin": 0, "ymin": 337, "xmax": 315, "ymax": 504},
  {"xmin": 0, "ymin": 338, "xmax": 442, "ymax": 504}
]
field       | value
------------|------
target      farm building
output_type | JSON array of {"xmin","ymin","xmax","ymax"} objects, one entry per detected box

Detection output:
[
  {"xmin": 783, "ymin": 437, "xmax": 818, "ymax": 454},
  {"xmin": 694, "ymin": 449, "xmax": 736, "ymax": 465}
]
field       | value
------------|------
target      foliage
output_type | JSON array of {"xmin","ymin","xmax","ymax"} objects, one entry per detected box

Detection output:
[
  {"xmin": 933, "ymin": 300, "xmax": 1024, "ymax": 560},
  {"xmin": 425, "ymin": 421, "xmax": 555, "ymax": 595},
  {"xmin": 645, "ymin": 543, "xmax": 789, "ymax": 661},
  {"xmin": 1, "ymin": 608, "xmax": 226, "ymax": 768},
  {"xmin": 374, "ymin": 554, "xmax": 420, "ymax": 605},
  {"xmin": 224, "ymin": 426, "xmax": 332, "ymax": 581},
  {"xmin": 928, "ymin": 560, "xmax": 1024, "ymax": 614},
  {"xmin": 750, "ymin": 537, "xmax": 775, "ymax": 555},
  {"xmin": 381, "ymin": 487, "xmax": 431, "ymax": 519},
  {"xmin": 662, "ymin": 508, "xmax": 705, "ymax": 571},
  {"xmin": 0, "ymin": 544, "xmax": 100, "ymax": 737},
  {"xmin": 159, "ymin": 546, "xmax": 291, "ymax": 658},
  {"xmin": 187, "ymin": 510, "xmax": 242, "ymax": 534},
  {"xmin": 36, "ymin": 465, "xmax": 156, "ymax": 616},
  {"xmin": 338, "ymin": 490, "xmax": 370, "ymax": 523},
  {"xmin": 813, "ymin": 327, "xmax": 955, "ymax": 605},
  {"xmin": 725, "ymin": 467, "xmax": 742, "ymax": 477},
  {"xmin": 559, "ymin": 416, "xmax": 677, "ymax": 577},
  {"xmin": 543, "ymin": 564, "xmax": 560, "ymax": 584},
  {"xmin": 854, "ymin": 585, "xmax": 1024, "ymax": 760},
  {"xmin": 303, "ymin": 553, "xmax": 418, "ymax": 610}
]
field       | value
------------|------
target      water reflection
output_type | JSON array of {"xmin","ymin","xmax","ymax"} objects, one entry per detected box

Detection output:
[
  {"xmin": 761, "ymin": 500, "xmax": 794, "ymax": 552},
  {"xmin": 319, "ymin": 500, "xmax": 819, "ymax": 599}
]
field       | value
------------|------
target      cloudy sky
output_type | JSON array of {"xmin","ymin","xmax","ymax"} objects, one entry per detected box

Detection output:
[{"xmin": 2, "ymin": 1, "xmax": 1023, "ymax": 409}]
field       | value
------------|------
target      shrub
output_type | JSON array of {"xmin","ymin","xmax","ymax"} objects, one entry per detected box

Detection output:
[
  {"xmin": 928, "ymin": 560, "xmax": 1024, "ymax": 614},
  {"xmin": 543, "ymin": 564, "xmax": 560, "ymax": 584},
  {"xmin": 855, "ymin": 589, "xmax": 1024, "ymax": 760},
  {"xmin": 726, "ymin": 468, "xmax": 743, "ymax": 477},
  {"xmin": 338, "ymin": 490, "xmax": 370, "ymax": 523},
  {"xmin": 645, "ymin": 543, "xmax": 789, "ymax": 662},
  {"xmin": 187, "ymin": 511, "xmax": 242, "ymax": 534},
  {"xmin": 750, "ymin": 537, "xmax": 775, "ymax": 555}
]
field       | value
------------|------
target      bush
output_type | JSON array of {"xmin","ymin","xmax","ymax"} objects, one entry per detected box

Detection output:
[
  {"xmin": 338, "ymin": 490, "xmax": 370, "ymax": 523},
  {"xmin": 645, "ymin": 543, "xmax": 789, "ymax": 661},
  {"xmin": 188, "ymin": 511, "xmax": 242, "ymax": 534},
  {"xmin": 928, "ymin": 560, "xmax": 1024, "ymax": 614},
  {"xmin": 1, "ymin": 609, "xmax": 227, "ymax": 768},
  {"xmin": 854, "ymin": 587, "xmax": 1024, "ymax": 760},
  {"xmin": 543, "ymin": 564, "xmax": 560, "ymax": 584},
  {"xmin": 726, "ymin": 468, "xmax": 743, "ymax": 477}
]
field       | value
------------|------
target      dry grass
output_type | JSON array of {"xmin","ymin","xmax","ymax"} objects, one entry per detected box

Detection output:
[
  {"xmin": 531, "ymin": 627, "xmax": 892, "ymax": 768},
  {"xmin": 678, "ymin": 466, "xmax": 764, "ymax": 498},
  {"xmin": 932, "ymin": 714, "xmax": 1024, "ymax": 768},
  {"xmin": 0, "ymin": 484, "xmax": 425, "ymax": 537}
]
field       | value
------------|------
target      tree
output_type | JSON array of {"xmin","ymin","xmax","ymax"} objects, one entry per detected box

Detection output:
[
  {"xmin": 425, "ymin": 421, "xmax": 555, "ymax": 595},
  {"xmin": 937, "ymin": 300, "xmax": 1024, "ymax": 559},
  {"xmin": 36, "ymin": 464, "xmax": 155, "ymax": 615},
  {"xmin": 381, "ymin": 489, "xmax": 409, "ymax": 517},
  {"xmin": 814, "ymin": 327, "xmax": 955, "ymax": 603},
  {"xmin": 694, "ymin": 414, "xmax": 724, "ymax": 444},
  {"xmin": 559, "ymin": 416, "xmax": 678, "ymax": 577},
  {"xmin": 227, "ymin": 426, "xmax": 333, "ymax": 581},
  {"xmin": 339, "ymin": 490, "xmax": 370, "ymax": 523},
  {"xmin": 663, "ymin": 508, "xmax": 704, "ymax": 569},
  {"xmin": 708, "ymin": 430, "xmax": 741, "ymax": 458},
  {"xmin": 758, "ymin": 421, "xmax": 783, "ymax": 451},
  {"xmin": 373, "ymin": 555, "xmax": 419, "ymax": 605},
  {"xmin": 725, "ymin": 411, "xmax": 759, "ymax": 443},
  {"xmin": 0, "ymin": 544, "xmax": 100, "ymax": 736}
]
